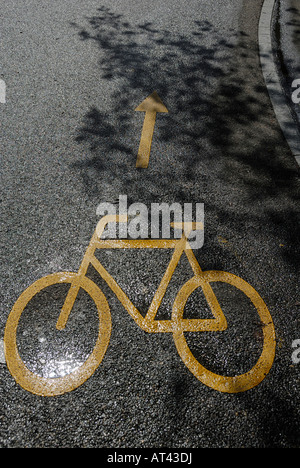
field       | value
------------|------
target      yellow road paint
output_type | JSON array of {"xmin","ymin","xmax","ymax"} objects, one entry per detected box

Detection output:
[
  {"xmin": 172, "ymin": 272, "xmax": 276, "ymax": 393},
  {"xmin": 4, "ymin": 273, "xmax": 111, "ymax": 397},
  {"xmin": 135, "ymin": 91, "xmax": 168, "ymax": 168},
  {"xmin": 4, "ymin": 215, "xmax": 276, "ymax": 396}
]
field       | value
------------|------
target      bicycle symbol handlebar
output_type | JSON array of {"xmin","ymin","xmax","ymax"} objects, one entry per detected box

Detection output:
[{"xmin": 95, "ymin": 215, "xmax": 204, "ymax": 239}]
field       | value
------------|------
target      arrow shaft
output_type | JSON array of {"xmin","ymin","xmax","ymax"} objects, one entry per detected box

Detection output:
[{"xmin": 136, "ymin": 111, "xmax": 157, "ymax": 168}]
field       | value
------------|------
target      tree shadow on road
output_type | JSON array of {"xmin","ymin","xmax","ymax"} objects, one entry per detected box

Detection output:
[
  {"xmin": 68, "ymin": 5, "xmax": 300, "ymax": 448},
  {"xmin": 71, "ymin": 7, "xmax": 232, "ymax": 202},
  {"xmin": 71, "ymin": 5, "xmax": 299, "ymax": 268}
]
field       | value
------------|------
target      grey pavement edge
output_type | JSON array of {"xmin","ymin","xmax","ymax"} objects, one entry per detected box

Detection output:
[
  {"xmin": 278, "ymin": 0, "xmax": 300, "ymax": 127},
  {"xmin": 259, "ymin": 0, "xmax": 300, "ymax": 166}
]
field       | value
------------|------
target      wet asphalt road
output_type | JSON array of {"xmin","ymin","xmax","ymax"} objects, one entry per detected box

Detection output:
[{"xmin": 0, "ymin": 0, "xmax": 299, "ymax": 448}]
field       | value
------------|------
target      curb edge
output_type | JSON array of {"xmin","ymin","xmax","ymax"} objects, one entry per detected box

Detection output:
[{"xmin": 259, "ymin": 0, "xmax": 300, "ymax": 166}]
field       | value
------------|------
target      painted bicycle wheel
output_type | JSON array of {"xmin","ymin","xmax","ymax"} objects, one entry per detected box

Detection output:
[
  {"xmin": 4, "ymin": 272, "xmax": 111, "ymax": 396},
  {"xmin": 172, "ymin": 271, "xmax": 276, "ymax": 393}
]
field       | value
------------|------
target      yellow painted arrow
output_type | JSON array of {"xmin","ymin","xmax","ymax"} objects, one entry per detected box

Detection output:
[{"xmin": 135, "ymin": 91, "xmax": 168, "ymax": 168}]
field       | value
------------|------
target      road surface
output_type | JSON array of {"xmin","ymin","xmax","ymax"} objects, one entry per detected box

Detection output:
[{"xmin": 0, "ymin": 0, "xmax": 299, "ymax": 448}]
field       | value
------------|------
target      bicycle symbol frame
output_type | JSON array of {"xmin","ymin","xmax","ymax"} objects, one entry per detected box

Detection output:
[{"xmin": 4, "ymin": 215, "xmax": 276, "ymax": 396}]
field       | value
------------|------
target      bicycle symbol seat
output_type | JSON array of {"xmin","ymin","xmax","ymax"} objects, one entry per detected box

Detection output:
[{"xmin": 4, "ymin": 215, "xmax": 276, "ymax": 396}]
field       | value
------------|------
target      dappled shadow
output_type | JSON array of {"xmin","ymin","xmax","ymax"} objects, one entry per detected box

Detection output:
[
  {"xmin": 71, "ymin": 6, "xmax": 299, "ymax": 271},
  {"xmin": 71, "ymin": 7, "xmax": 234, "ymax": 200},
  {"xmin": 285, "ymin": 3, "xmax": 300, "ymax": 65}
]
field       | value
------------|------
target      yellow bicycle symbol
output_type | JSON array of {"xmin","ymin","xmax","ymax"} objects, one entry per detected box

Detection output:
[{"xmin": 4, "ymin": 215, "xmax": 276, "ymax": 396}]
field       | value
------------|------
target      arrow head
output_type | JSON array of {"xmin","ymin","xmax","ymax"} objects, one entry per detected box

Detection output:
[{"xmin": 135, "ymin": 91, "xmax": 168, "ymax": 113}]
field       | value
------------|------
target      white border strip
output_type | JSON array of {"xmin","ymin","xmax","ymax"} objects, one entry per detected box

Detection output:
[{"xmin": 259, "ymin": 0, "xmax": 300, "ymax": 166}]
